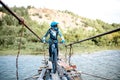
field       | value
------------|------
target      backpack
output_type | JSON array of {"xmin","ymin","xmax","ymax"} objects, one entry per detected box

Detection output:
[{"xmin": 49, "ymin": 28, "xmax": 59, "ymax": 40}]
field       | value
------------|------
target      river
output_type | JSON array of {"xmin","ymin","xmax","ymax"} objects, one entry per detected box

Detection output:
[{"xmin": 0, "ymin": 50, "xmax": 120, "ymax": 80}]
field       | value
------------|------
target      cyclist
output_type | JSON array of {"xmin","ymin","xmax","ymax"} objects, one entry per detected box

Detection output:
[{"xmin": 42, "ymin": 21, "xmax": 65, "ymax": 61}]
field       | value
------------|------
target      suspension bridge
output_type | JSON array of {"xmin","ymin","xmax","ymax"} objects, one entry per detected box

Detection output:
[{"xmin": 0, "ymin": 0, "xmax": 120, "ymax": 80}]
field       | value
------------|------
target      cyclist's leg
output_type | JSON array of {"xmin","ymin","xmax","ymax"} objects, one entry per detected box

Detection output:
[
  {"xmin": 55, "ymin": 43, "xmax": 58, "ymax": 58},
  {"xmin": 54, "ymin": 43, "xmax": 58, "ymax": 73},
  {"xmin": 50, "ymin": 43, "xmax": 57, "ymax": 73},
  {"xmin": 49, "ymin": 43, "xmax": 52, "ymax": 61},
  {"xmin": 53, "ymin": 46, "xmax": 57, "ymax": 73}
]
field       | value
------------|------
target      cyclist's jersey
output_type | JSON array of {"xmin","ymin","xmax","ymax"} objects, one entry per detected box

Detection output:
[
  {"xmin": 49, "ymin": 28, "xmax": 58, "ymax": 40},
  {"xmin": 44, "ymin": 28, "xmax": 63, "ymax": 43}
]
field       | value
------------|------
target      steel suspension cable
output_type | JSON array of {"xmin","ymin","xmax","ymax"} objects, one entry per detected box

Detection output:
[
  {"xmin": 66, "ymin": 27, "xmax": 120, "ymax": 47},
  {"xmin": 0, "ymin": 0, "xmax": 42, "ymax": 41},
  {"xmin": 80, "ymin": 71, "xmax": 111, "ymax": 80}
]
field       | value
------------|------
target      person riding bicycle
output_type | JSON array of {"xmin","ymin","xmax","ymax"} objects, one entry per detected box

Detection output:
[{"xmin": 42, "ymin": 21, "xmax": 65, "ymax": 61}]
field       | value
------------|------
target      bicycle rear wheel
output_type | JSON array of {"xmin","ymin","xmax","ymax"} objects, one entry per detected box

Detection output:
[{"xmin": 51, "ymin": 44, "xmax": 57, "ymax": 73}]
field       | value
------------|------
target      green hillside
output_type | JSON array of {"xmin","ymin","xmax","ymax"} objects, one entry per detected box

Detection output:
[{"xmin": 0, "ymin": 6, "xmax": 120, "ymax": 55}]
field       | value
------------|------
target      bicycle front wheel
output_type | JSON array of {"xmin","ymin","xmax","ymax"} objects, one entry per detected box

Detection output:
[{"xmin": 52, "ymin": 46, "xmax": 57, "ymax": 73}]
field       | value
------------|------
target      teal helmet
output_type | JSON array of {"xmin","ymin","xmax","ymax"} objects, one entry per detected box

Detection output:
[{"xmin": 50, "ymin": 21, "xmax": 59, "ymax": 28}]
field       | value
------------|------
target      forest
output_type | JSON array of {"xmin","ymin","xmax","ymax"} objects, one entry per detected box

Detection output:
[{"xmin": 0, "ymin": 6, "xmax": 120, "ymax": 55}]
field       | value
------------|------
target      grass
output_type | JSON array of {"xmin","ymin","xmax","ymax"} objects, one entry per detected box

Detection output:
[
  {"xmin": 62, "ymin": 44, "xmax": 120, "ymax": 55},
  {"xmin": 0, "ymin": 43, "xmax": 120, "ymax": 56},
  {"xmin": 0, "ymin": 42, "xmax": 47, "ymax": 55},
  {"xmin": 0, "ymin": 49, "xmax": 47, "ymax": 56}
]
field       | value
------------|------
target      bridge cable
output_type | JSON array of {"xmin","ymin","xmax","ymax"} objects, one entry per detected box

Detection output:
[
  {"xmin": 80, "ymin": 71, "xmax": 111, "ymax": 80},
  {"xmin": 0, "ymin": 0, "xmax": 42, "ymax": 41},
  {"xmin": 16, "ymin": 26, "xmax": 24, "ymax": 80},
  {"xmin": 66, "ymin": 27, "xmax": 120, "ymax": 47},
  {"xmin": 68, "ymin": 45, "xmax": 74, "ymax": 65}
]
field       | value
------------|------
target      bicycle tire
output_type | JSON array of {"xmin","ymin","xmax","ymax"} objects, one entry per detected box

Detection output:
[{"xmin": 51, "ymin": 44, "xmax": 57, "ymax": 73}]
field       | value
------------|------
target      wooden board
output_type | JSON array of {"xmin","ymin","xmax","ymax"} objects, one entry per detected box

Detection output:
[{"xmin": 51, "ymin": 72, "xmax": 61, "ymax": 80}]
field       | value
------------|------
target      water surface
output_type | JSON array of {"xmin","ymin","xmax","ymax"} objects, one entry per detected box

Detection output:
[{"xmin": 0, "ymin": 50, "xmax": 120, "ymax": 80}]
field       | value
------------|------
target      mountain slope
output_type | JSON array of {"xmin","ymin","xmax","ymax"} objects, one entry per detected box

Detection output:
[{"xmin": 28, "ymin": 8, "xmax": 95, "ymax": 31}]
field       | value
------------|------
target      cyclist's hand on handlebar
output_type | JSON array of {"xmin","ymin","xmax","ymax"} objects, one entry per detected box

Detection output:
[
  {"xmin": 42, "ymin": 37, "xmax": 46, "ymax": 43},
  {"xmin": 61, "ymin": 39, "xmax": 65, "ymax": 43},
  {"xmin": 43, "ymin": 40, "xmax": 46, "ymax": 43}
]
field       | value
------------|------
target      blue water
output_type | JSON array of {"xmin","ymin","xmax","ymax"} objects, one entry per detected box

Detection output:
[
  {"xmin": 0, "ymin": 50, "xmax": 120, "ymax": 80},
  {"xmin": 0, "ymin": 55, "xmax": 44, "ymax": 80},
  {"xmin": 71, "ymin": 50, "xmax": 120, "ymax": 80}
]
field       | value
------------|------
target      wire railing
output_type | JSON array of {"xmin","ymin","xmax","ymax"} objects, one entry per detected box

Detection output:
[{"xmin": 66, "ymin": 27, "xmax": 120, "ymax": 47}]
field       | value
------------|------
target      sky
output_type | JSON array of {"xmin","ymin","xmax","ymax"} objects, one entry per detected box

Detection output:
[{"xmin": 1, "ymin": 0, "xmax": 120, "ymax": 24}]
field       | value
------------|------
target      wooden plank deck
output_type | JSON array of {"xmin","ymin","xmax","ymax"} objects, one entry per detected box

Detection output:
[
  {"xmin": 51, "ymin": 72, "xmax": 61, "ymax": 80},
  {"xmin": 37, "ymin": 68, "xmax": 46, "ymax": 80},
  {"xmin": 37, "ymin": 58, "xmax": 82, "ymax": 80}
]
